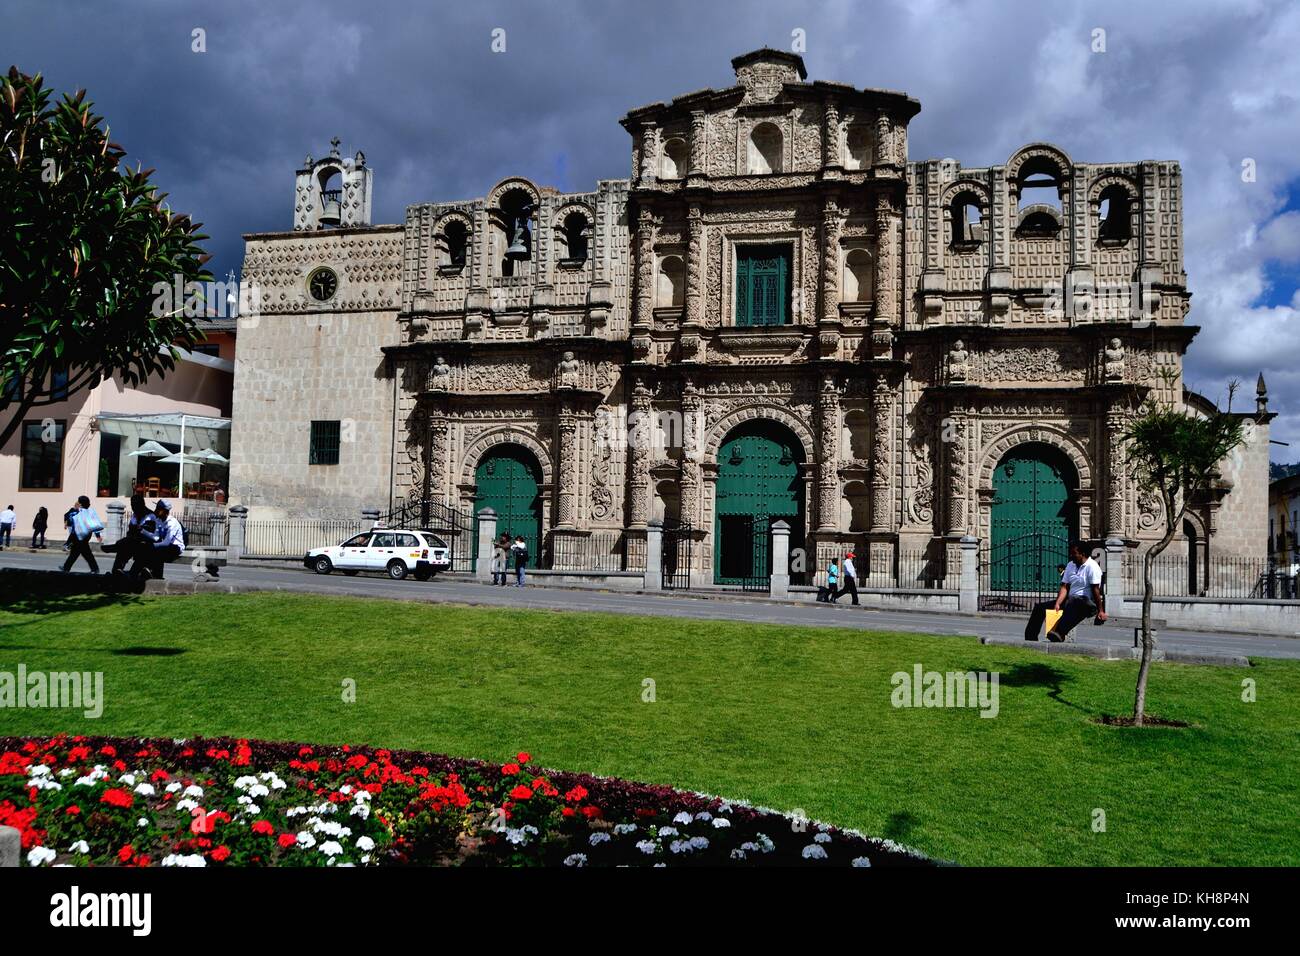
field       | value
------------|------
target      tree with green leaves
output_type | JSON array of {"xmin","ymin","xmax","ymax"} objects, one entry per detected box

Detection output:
[
  {"xmin": 0, "ymin": 66, "xmax": 211, "ymax": 450},
  {"xmin": 1122, "ymin": 381, "xmax": 1244, "ymax": 725}
]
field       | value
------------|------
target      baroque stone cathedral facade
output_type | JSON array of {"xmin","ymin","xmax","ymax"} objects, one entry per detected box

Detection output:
[{"xmin": 230, "ymin": 49, "xmax": 1270, "ymax": 584}]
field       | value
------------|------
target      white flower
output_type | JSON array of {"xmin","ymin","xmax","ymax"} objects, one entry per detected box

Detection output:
[
  {"xmin": 349, "ymin": 804, "xmax": 370, "ymax": 820},
  {"xmin": 730, "ymin": 848, "xmax": 747, "ymax": 860},
  {"xmin": 668, "ymin": 839, "xmax": 693, "ymax": 854},
  {"xmin": 756, "ymin": 833, "xmax": 775, "ymax": 853},
  {"xmin": 175, "ymin": 798, "xmax": 198, "ymax": 813},
  {"xmin": 319, "ymin": 841, "xmax": 344, "ymax": 857},
  {"xmin": 26, "ymin": 777, "xmax": 62, "ymax": 792},
  {"xmin": 694, "ymin": 811, "xmax": 712, "ymax": 822},
  {"xmin": 28, "ymin": 765, "xmax": 52, "ymax": 778},
  {"xmin": 814, "ymin": 832, "xmax": 831, "ymax": 844},
  {"xmin": 248, "ymin": 784, "xmax": 269, "ymax": 799},
  {"xmin": 160, "ymin": 853, "xmax": 206, "ymax": 867},
  {"xmin": 137, "ymin": 817, "xmax": 149, "ymax": 829},
  {"xmin": 613, "ymin": 823, "xmax": 638, "ymax": 836},
  {"xmin": 133, "ymin": 783, "xmax": 155, "ymax": 797},
  {"xmin": 505, "ymin": 828, "xmax": 531, "ymax": 846},
  {"xmin": 355, "ymin": 836, "xmax": 375, "ymax": 852},
  {"xmin": 712, "ymin": 817, "xmax": 731, "ymax": 829},
  {"xmin": 688, "ymin": 836, "xmax": 709, "ymax": 850},
  {"xmin": 802, "ymin": 844, "xmax": 828, "ymax": 860},
  {"xmin": 58, "ymin": 768, "xmax": 75, "ymax": 778},
  {"xmin": 118, "ymin": 773, "xmax": 137, "ymax": 786},
  {"xmin": 635, "ymin": 840, "xmax": 657, "ymax": 855},
  {"xmin": 672, "ymin": 811, "xmax": 693, "ymax": 825},
  {"xmin": 234, "ymin": 775, "xmax": 259, "ymax": 790},
  {"xmin": 339, "ymin": 785, "xmax": 353, "ymax": 795},
  {"xmin": 182, "ymin": 785, "xmax": 204, "ymax": 798},
  {"xmin": 296, "ymin": 832, "xmax": 316, "ymax": 849},
  {"xmin": 28, "ymin": 846, "xmax": 57, "ymax": 866},
  {"xmin": 851, "ymin": 856, "xmax": 872, "ymax": 867},
  {"xmin": 589, "ymin": 832, "xmax": 611, "ymax": 846},
  {"xmin": 740, "ymin": 842, "xmax": 759, "ymax": 853},
  {"xmin": 563, "ymin": 853, "xmax": 588, "ymax": 867},
  {"xmin": 657, "ymin": 826, "xmax": 679, "ymax": 838},
  {"xmin": 68, "ymin": 840, "xmax": 90, "ymax": 854},
  {"xmin": 241, "ymin": 804, "xmax": 261, "ymax": 816},
  {"xmin": 164, "ymin": 782, "xmax": 183, "ymax": 794},
  {"xmin": 360, "ymin": 854, "xmax": 372, "ymax": 864}
]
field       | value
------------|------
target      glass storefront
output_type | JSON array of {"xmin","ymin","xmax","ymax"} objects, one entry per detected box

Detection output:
[{"xmin": 96, "ymin": 413, "xmax": 231, "ymax": 502}]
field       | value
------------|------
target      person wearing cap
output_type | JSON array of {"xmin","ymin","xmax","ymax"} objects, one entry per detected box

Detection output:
[
  {"xmin": 137, "ymin": 499, "xmax": 185, "ymax": 579},
  {"xmin": 832, "ymin": 550, "xmax": 859, "ymax": 605}
]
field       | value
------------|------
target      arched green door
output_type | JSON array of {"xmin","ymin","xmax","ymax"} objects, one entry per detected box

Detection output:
[
  {"xmin": 990, "ymin": 443, "xmax": 1077, "ymax": 591},
  {"xmin": 714, "ymin": 422, "xmax": 804, "ymax": 585},
  {"xmin": 475, "ymin": 445, "xmax": 542, "ymax": 562}
]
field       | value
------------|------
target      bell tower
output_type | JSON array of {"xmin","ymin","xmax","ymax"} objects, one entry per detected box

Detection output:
[{"xmin": 293, "ymin": 137, "xmax": 373, "ymax": 231}]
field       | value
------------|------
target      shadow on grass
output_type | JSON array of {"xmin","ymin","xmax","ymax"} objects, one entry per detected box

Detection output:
[
  {"xmin": 113, "ymin": 646, "xmax": 187, "ymax": 657},
  {"xmin": 0, "ymin": 591, "xmax": 144, "ymax": 617},
  {"xmin": 984, "ymin": 661, "xmax": 1093, "ymax": 714},
  {"xmin": 883, "ymin": 810, "xmax": 920, "ymax": 843}
]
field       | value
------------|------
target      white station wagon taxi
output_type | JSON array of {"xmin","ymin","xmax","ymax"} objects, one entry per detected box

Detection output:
[{"xmin": 304, "ymin": 529, "xmax": 451, "ymax": 581}]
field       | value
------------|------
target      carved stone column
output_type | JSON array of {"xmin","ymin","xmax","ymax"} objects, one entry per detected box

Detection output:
[
  {"xmin": 945, "ymin": 402, "xmax": 969, "ymax": 536},
  {"xmin": 428, "ymin": 409, "xmax": 450, "ymax": 503},
  {"xmin": 638, "ymin": 121, "xmax": 658, "ymax": 186},
  {"xmin": 875, "ymin": 111, "xmax": 893, "ymax": 165},
  {"xmin": 817, "ymin": 375, "xmax": 841, "ymax": 531},
  {"xmin": 870, "ymin": 373, "xmax": 896, "ymax": 532},
  {"xmin": 628, "ymin": 379, "xmax": 653, "ymax": 526},
  {"xmin": 556, "ymin": 405, "xmax": 579, "ymax": 529},
  {"xmin": 1107, "ymin": 408, "xmax": 1127, "ymax": 538},
  {"xmin": 822, "ymin": 100, "xmax": 840, "ymax": 168},
  {"xmin": 875, "ymin": 192, "xmax": 898, "ymax": 327},
  {"xmin": 689, "ymin": 111, "xmax": 707, "ymax": 176},
  {"xmin": 686, "ymin": 203, "xmax": 705, "ymax": 327},
  {"xmin": 820, "ymin": 197, "xmax": 842, "ymax": 326},
  {"xmin": 680, "ymin": 380, "xmax": 702, "ymax": 524}
]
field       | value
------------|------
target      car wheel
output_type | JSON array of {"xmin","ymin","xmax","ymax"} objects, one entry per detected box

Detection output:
[
  {"xmin": 342, "ymin": 570, "xmax": 359, "ymax": 576},
  {"xmin": 414, "ymin": 570, "xmax": 431, "ymax": 582},
  {"xmin": 313, "ymin": 557, "xmax": 333, "ymax": 575},
  {"xmin": 387, "ymin": 560, "xmax": 408, "ymax": 581}
]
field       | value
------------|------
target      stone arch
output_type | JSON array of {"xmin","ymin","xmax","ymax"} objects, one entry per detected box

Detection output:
[
  {"xmin": 459, "ymin": 428, "xmax": 553, "ymax": 488},
  {"xmin": 486, "ymin": 176, "xmax": 541, "ymax": 209},
  {"xmin": 978, "ymin": 423, "xmax": 1092, "ymax": 492},
  {"xmin": 940, "ymin": 179, "xmax": 991, "ymax": 210},
  {"xmin": 703, "ymin": 404, "xmax": 815, "ymax": 464},
  {"xmin": 433, "ymin": 210, "xmax": 474, "ymax": 267},
  {"xmin": 1005, "ymin": 142, "xmax": 1073, "ymax": 185}
]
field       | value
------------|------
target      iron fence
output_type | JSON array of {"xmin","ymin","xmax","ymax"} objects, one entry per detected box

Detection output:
[
  {"xmin": 544, "ymin": 530, "xmax": 628, "ymax": 572},
  {"xmin": 896, "ymin": 549, "xmax": 950, "ymax": 589},
  {"xmin": 376, "ymin": 498, "xmax": 477, "ymax": 573},
  {"xmin": 180, "ymin": 505, "xmax": 228, "ymax": 549},
  {"xmin": 1124, "ymin": 552, "xmax": 1299, "ymax": 600},
  {"xmin": 243, "ymin": 518, "xmax": 365, "ymax": 559}
]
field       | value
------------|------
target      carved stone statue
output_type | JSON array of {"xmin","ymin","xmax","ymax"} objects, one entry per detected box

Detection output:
[
  {"xmin": 948, "ymin": 339, "xmax": 970, "ymax": 383},
  {"xmin": 1104, "ymin": 338, "xmax": 1125, "ymax": 381},
  {"xmin": 430, "ymin": 355, "xmax": 451, "ymax": 389},
  {"xmin": 558, "ymin": 351, "xmax": 580, "ymax": 388}
]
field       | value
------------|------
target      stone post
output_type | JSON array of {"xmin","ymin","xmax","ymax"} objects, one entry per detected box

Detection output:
[
  {"xmin": 958, "ymin": 535, "xmax": 980, "ymax": 613},
  {"xmin": 0, "ymin": 824, "xmax": 19, "ymax": 868},
  {"xmin": 362, "ymin": 507, "xmax": 381, "ymax": 528},
  {"xmin": 770, "ymin": 520, "xmax": 791, "ymax": 598},
  {"xmin": 476, "ymin": 509, "xmax": 497, "ymax": 581},
  {"xmin": 1104, "ymin": 537, "xmax": 1126, "ymax": 618},
  {"xmin": 644, "ymin": 519, "xmax": 663, "ymax": 591},
  {"xmin": 103, "ymin": 501, "xmax": 126, "ymax": 546},
  {"xmin": 227, "ymin": 505, "xmax": 248, "ymax": 561}
]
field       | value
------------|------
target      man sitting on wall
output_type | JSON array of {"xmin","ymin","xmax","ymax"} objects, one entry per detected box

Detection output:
[
  {"xmin": 136, "ymin": 499, "xmax": 186, "ymax": 580},
  {"xmin": 1024, "ymin": 540, "xmax": 1107, "ymax": 642}
]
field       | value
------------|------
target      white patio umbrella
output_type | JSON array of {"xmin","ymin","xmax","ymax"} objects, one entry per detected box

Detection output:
[
  {"xmin": 129, "ymin": 440, "xmax": 171, "ymax": 458},
  {"xmin": 188, "ymin": 448, "xmax": 229, "ymax": 464}
]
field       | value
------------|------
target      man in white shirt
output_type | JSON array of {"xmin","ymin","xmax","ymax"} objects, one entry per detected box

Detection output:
[
  {"xmin": 141, "ymin": 499, "xmax": 185, "ymax": 579},
  {"xmin": 0, "ymin": 504, "xmax": 15, "ymax": 549},
  {"xmin": 831, "ymin": 550, "xmax": 860, "ymax": 605},
  {"xmin": 1025, "ymin": 541, "xmax": 1107, "ymax": 642}
]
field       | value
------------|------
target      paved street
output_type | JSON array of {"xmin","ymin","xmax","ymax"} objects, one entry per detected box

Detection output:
[{"xmin": 2, "ymin": 547, "xmax": 1298, "ymax": 660}]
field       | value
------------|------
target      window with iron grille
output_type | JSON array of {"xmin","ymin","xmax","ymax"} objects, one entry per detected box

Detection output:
[
  {"xmin": 735, "ymin": 244, "xmax": 792, "ymax": 326},
  {"xmin": 309, "ymin": 420, "xmax": 341, "ymax": 465}
]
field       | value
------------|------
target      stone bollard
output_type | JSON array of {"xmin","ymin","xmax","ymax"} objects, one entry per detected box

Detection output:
[
  {"xmin": 1104, "ymin": 537, "xmax": 1126, "ymax": 618},
  {"xmin": 476, "ymin": 509, "xmax": 497, "ymax": 581},
  {"xmin": 103, "ymin": 501, "xmax": 126, "ymax": 547},
  {"xmin": 959, "ymin": 535, "xmax": 980, "ymax": 613},
  {"xmin": 769, "ymin": 520, "xmax": 790, "ymax": 598},
  {"xmin": 0, "ymin": 824, "xmax": 18, "ymax": 867},
  {"xmin": 227, "ymin": 505, "xmax": 248, "ymax": 561},
  {"xmin": 644, "ymin": 519, "xmax": 663, "ymax": 592}
]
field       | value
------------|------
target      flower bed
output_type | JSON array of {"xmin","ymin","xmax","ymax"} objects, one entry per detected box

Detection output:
[{"xmin": 0, "ymin": 736, "xmax": 933, "ymax": 867}]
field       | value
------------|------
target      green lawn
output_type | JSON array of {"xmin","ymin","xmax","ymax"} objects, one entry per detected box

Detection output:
[{"xmin": 2, "ymin": 591, "xmax": 1297, "ymax": 865}]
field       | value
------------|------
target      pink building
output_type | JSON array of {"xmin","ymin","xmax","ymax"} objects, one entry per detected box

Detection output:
[{"xmin": 0, "ymin": 320, "xmax": 235, "ymax": 543}]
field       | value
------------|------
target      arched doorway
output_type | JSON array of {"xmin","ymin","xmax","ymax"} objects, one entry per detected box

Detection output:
[
  {"xmin": 474, "ymin": 444, "xmax": 542, "ymax": 560},
  {"xmin": 990, "ymin": 442, "xmax": 1078, "ymax": 593},
  {"xmin": 714, "ymin": 421, "xmax": 805, "ymax": 586}
]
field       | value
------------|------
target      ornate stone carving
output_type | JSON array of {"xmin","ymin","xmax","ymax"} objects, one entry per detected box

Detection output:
[
  {"xmin": 1103, "ymin": 338, "xmax": 1125, "ymax": 382},
  {"xmin": 948, "ymin": 339, "xmax": 969, "ymax": 383},
  {"xmin": 557, "ymin": 351, "xmax": 580, "ymax": 389},
  {"xmin": 429, "ymin": 355, "xmax": 451, "ymax": 389}
]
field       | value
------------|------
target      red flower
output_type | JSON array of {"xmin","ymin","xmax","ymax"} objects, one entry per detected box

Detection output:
[
  {"xmin": 251, "ymin": 820, "xmax": 274, "ymax": 835},
  {"xmin": 99, "ymin": 745, "xmax": 117, "ymax": 757},
  {"xmin": 211, "ymin": 845, "xmax": 231, "ymax": 862},
  {"xmin": 561, "ymin": 807, "xmax": 575, "ymax": 818},
  {"xmin": 278, "ymin": 833, "xmax": 297, "ymax": 848},
  {"xmin": 580, "ymin": 805, "xmax": 602, "ymax": 819},
  {"xmin": 564, "ymin": 785, "xmax": 588, "ymax": 803},
  {"xmin": 501, "ymin": 763, "xmax": 520, "ymax": 776},
  {"xmin": 516, "ymin": 752, "xmax": 531, "ymax": 764},
  {"xmin": 100, "ymin": 788, "xmax": 133, "ymax": 809},
  {"xmin": 509, "ymin": 785, "xmax": 534, "ymax": 801},
  {"xmin": 118, "ymin": 843, "xmax": 134, "ymax": 862},
  {"xmin": 65, "ymin": 805, "xmax": 81, "ymax": 816}
]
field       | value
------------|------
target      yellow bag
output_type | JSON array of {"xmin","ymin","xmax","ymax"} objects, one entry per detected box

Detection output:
[{"xmin": 1044, "ymin": 608, "xmax": 1063, "ymax": 638}]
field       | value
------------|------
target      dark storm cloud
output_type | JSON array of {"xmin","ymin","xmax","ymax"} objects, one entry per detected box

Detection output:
[{"xmin": 5, "ymin": 0, "xmax": 1300, "ymax": 454}]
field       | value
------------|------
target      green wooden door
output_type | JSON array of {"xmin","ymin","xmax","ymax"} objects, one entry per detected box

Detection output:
[
  {"xmin": 736, "ymin": 245, "xmax": 791, "ymax": 326},
  {"xmin": 990, "ymin": 443, "xmax": 1076, "ymax": 591},
  {"xmin": 475, "ymin": 446, "xmax": 542, "ymax": 565},
  {"xmin": 714, "ymin": 423, "xmax": 803, "ymax": 584}
]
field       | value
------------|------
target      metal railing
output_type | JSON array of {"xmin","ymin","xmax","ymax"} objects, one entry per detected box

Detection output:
[
  {"xmin": 1124, "ymin": 553, "xmax": 1299, "ymax": 600},
  {"xmin": 243, "ymin": 518, "xmax": 365, "ymax": 559},
  {"xmin": 896, "ymin": 549, "xmax": 950, "ymax": 589},
  {"xmin": 544, "ymin": 530, "xmax": 628, "ymax": 572}
]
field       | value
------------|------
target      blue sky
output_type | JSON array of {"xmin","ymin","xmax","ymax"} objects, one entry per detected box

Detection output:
[{"xmin": 5, "ymin": 0, "xmax": 1300, "ymax": 459}]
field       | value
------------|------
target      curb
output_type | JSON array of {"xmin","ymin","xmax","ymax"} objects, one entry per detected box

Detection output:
[{"xmin": 979, "ymin": 635, "xmax": 1250, "ymax": 667}]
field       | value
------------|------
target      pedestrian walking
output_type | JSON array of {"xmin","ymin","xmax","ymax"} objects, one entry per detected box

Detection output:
[
  {"xmin": 492, "ymin": 534, "xmax": 509, "ymax": 585},
  {"xmin": 1024, "ymin": 541, "xmax": 1107, "ymax": 642},
  {"xmin": 0, "ymin": 504, "xmax": 15, "ymax": 549},
  {"xmin": 60, "ymin": 496, "xmax": 104, "ymax": 573},
  {"xmin": 62, "ymin": 502, "xmax": 78, "ymax": 551},
  {"xmin": 818, "ymin": 557, "xmax": 839, "ymax": 603},
  {"xmin": 832, "ymin": 550, "xmax": 859, "ymax": 605},
  {"xmin": 511, "ymin": 535, "xmax": 529, "ymax": 587},
  {"xmin": 31, "ymin": 507, "xmax": 48, "ymax": 549}
]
